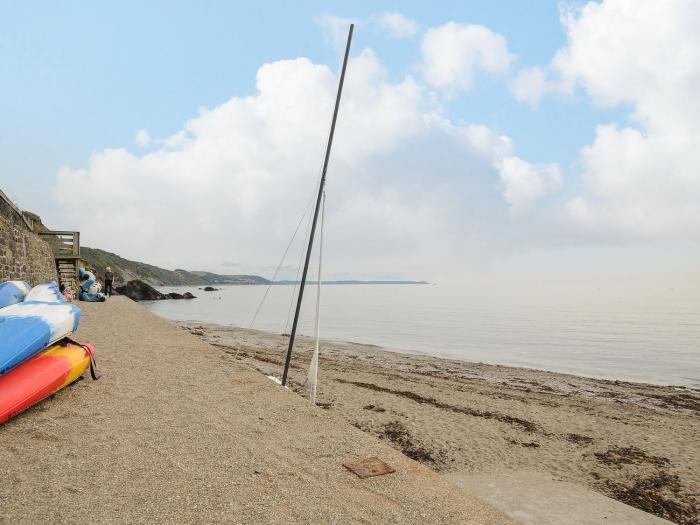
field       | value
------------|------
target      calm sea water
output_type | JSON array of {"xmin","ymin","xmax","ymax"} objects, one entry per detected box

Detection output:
[{"xmin": 143, "ymin": 284, "xmax": 700, "ymax": 388}]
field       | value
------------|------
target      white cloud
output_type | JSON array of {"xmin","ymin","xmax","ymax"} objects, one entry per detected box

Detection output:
[
  {"xmin": 135, "ymin": 129, "xmax": 150, "ymax": 146},
  {"xmin": 509, "ymin": 1, "xmax": 700, "ymax": 240},
  {"xmin": 510, "ymin": 66, "xmax": 549, "ymax": 107},
  {"xmin": 135, "ymin": 128, "xmax": 191, "ymax": 149},
  {"xmin": 549, "ymin": 0, "xmax": 700, "ymax": 239},
  {"xmin": 421, "ymin": 22, "xmax": 514, "ymax": 92},
  {"xmin": 497, "ymin": 157, "xmax": 562, "ymax": 216},
  {"xmin": 374, "ymin": 12, "xmax": 418, "ymax": 39},
  {"xmin": 570, "ymin": 124, "xmax": 700, "ymax": 239},
  {"xmin": 314, "ymin": 13, "xmax": 356, "ymax": 50},
  {"xmin": 54, "ymin": 49, "xmax": 524, "ymax": 278}
]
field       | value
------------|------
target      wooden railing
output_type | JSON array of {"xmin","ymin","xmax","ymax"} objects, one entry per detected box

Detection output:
[
  {"xmin": 37, "ymin": 230, "xmax": 81, "ymax": 289},
  {"xmin": 37, "ymin": 231, "xmax": 80, "ymax": 259}
]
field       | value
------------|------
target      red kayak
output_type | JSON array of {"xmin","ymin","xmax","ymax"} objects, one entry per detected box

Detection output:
[{"xmin": 0, "ymin": 340, "xmax": 96, "ymax": 425}]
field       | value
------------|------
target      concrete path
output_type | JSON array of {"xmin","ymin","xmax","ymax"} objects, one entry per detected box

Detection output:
[
  {"xmin": 0, "ymin": 297, "xmax": 513, "ymax": 524},
  {"xmin": 444, "ymin": 471, "xmax": 673, "ymax": 525}
]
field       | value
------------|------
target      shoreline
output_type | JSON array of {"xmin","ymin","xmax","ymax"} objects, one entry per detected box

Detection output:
[
  {"xmin": 326, "ymin": 338, "xmax": 698, "ymax": 391},
  {"xmin": 180, "ymin": 319, "xmax": 700, "ymax": 414},
  {"xmin": 164, "ymin": 314, "xmax": 699, "ymax": 391},
  {"xmin": 179, "ymin": 320, "xmax": 700, "ymax": 524},
  {"xmin": 142, "ymin": 289, "xmax": 699, "ymax": 390}
]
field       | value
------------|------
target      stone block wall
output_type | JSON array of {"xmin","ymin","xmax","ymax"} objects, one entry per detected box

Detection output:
[{"xmin": 0, "ymin": 196, "xmax": 58, "ymax": 286}]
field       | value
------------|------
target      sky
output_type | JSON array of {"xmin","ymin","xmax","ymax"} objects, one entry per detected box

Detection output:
[{"xmin": 1, "ymin": 0, "xmax": 698, "ymax": 284}]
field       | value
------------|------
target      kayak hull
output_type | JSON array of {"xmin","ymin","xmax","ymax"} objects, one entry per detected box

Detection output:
[
  {"xmin": 0, "ymin": 341, "xmax": 95, "ymax": 425},
  {"xmin": 0, "ymin": 281, "xmax": 31, "ymax": 309},
  {"xmin": 0, "ymin": 301, "xmax": 81, "ymax": 375},
  {"xmin": 25, "ymin": 281, "xmax": 65, "ymax": 304}
]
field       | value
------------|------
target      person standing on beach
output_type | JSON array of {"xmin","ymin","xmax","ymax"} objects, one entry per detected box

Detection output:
[{"xmin": 104, "ymin": 266, "xmax": 114, "ymax": 297}]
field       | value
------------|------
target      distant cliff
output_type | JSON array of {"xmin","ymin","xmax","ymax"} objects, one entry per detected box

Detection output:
[{"xmin": 80, "ymin": 247, "xmax": 269, "ymax": 286}]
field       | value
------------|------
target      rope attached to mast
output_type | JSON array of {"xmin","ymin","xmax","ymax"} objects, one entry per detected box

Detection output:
[{"xmin": 306, "ymin": 191, "xmax": 325, "ymax": 404}]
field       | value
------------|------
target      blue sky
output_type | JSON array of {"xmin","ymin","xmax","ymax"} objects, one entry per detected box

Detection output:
[
  {"xmin": 2, "ymin": 1, "xmax": 614, "ymax": 205},
  {"xmin": 1, "ymin": 1, "xmax": 697, "ymax": 282}
]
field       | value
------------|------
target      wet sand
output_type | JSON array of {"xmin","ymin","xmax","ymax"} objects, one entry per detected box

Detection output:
[{"xmin": 181, "ymin": 321, "xmax": 700, "ymax": 525}]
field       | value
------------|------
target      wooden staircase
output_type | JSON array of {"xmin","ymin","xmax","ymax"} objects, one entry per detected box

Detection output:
[{"xmin": 37, "ymin": 230, "xmax": 80, "ymax": 291}]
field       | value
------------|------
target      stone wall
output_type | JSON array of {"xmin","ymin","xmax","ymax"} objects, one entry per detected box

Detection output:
[{"xmin": 0, "ymin": 192, "xmax": 58, "ymax": 285}]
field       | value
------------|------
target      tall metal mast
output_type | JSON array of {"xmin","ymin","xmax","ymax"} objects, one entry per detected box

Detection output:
[{"xmin": 281, "ymin": 24, "xmax": 354, "ymax": 386}]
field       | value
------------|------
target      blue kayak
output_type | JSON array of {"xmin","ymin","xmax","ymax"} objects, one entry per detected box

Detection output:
[
  {"xmin": 0, "ymin": 282, "xmax": 81, "ymax": 375},
  {"xmin": 0, "ymin": 281, "xmax": 31, "ymax": 309},
  {"xmin": 25, "ymin": 281, "xmax": 65, "ymax": 303}
]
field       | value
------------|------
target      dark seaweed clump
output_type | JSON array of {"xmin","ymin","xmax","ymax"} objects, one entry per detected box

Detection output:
[
  {"xmin": 566, "ymin": 433, "xmax": 594, "ymax": 445},
  {"xmin": 381, "ymin": 420, "xmax": 446, "ymax": 467},
  {"xmin": 604, "ymin": 473, "xmax": 698, "ymax": 525},
  {"xmin": 594, "ymin": 446, "xmax": 669, "ymax": 468},
  {"xmin": 595, "ymin": 446, "xmax": 698, "ymax": 524}
]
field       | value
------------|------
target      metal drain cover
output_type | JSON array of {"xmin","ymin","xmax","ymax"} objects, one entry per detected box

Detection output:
[{"xmin": 343, "ymin": 457, "xmax": 395, "ymax": 479}]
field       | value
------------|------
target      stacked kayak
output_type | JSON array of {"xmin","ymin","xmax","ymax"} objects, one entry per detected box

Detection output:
[
  {"xmin": 0, "ymin": 341, "xmax": 95, "ymax": 424},
  {"xmin": 25, "ymin": 281, "xmax": 67, "ymax": 303},
  {"xmin": 0, "ymin": 280, "xmax": 96, "ymax": 424},
  {"xmin": 0, "ymin": 282, "xmax": 81, "ymax": 375}
]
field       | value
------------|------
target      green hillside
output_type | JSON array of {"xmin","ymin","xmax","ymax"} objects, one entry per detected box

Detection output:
[{"xmin": 80, "ymin": 246, "xmax": 269, "ymax": 286}]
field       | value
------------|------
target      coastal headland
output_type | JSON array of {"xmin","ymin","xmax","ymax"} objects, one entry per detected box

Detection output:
[
  {"xmin": 0, "ymin": 297, "xmax": 512, "ymax": 524},
  {"xmin": 182, "ymin": 322, "xmax": 700, "ymax": 524}
]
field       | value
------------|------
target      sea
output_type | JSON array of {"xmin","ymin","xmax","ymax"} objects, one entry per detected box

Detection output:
[{"xmin": 143, "ymin": 284, "xmax": 700, "ymax": 389}]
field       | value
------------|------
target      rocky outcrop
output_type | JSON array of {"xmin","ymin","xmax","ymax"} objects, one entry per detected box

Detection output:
[
  {"xmin": 116, "ymin": 280, "xmax": 165, "ymax": 301},
  {"xmin": 116, "ymin": 280, "xmax": 196, "ymax": 301},
  {"xmin": 165, "ymin": 292, "xmax": 196, "ymax": 300}
]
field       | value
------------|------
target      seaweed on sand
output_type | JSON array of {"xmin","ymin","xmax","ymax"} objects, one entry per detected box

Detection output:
[
  {"xmin": 594, "ymin": 446, "xmax": 669, "ymax": 468},
  {"xmin": 566, "ymin": 433, "xmax": 594, "ymax": 445},
  {"xmin": 381, "ymin": 420, "xmax": 447, "ymax": 468},
  {"xmin": 337, "ymin": 379, "xmax": 541, "ymax": 434},
  {"xmin": 604, "ymin": 472, "xmax": 699, "ymax": 525},
  {"xmin": 594, "ymin": 446, "xmax": 698, "ymax": 524}
]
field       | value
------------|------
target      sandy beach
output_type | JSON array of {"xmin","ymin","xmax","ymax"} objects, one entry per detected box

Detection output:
[
  {"xmin": 0, "ymin": 297, "xmax": 514, "ymax": 524},
  {"xmin": 181, "ymin": 321, "xmax": 700, "ymax": 525}
]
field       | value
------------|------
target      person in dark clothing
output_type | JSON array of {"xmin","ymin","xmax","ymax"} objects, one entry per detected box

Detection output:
[{"xmin": 104, "ymin": 266, "xmax": 114, "ymax": 297}]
